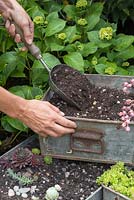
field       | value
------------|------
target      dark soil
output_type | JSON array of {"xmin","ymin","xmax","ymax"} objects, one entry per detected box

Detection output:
[
  {"xmin": 0, "ymin": 138, "xmax": 110, "ymax": 200},
  {"xmin": 51, "ymin": 66, "xmax": 134, "ymax": 120}
]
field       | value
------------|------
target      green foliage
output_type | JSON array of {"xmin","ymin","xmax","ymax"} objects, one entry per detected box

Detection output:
[
  {"xmin": 96, "ymin": 162, "xmax": 134, "ymax": 199},
  {"xmin": 44, "ymin": 155, "xmax": 53, "ymax": 165},
  {"xmin": 7, "ymin": 168, "xmax": 34, "ymax": 185}
]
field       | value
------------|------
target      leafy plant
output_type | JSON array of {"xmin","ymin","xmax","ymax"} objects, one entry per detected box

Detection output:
[{"xmin": 96, "ymin": 161, "xmax": 134, "ymax": 199}]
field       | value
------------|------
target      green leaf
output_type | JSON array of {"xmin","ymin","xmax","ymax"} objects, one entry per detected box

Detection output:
[
  {"xmin": 63, "ymin": 52, "xmax": 84, "ymax": 72},
  {"xmin": 64, "ymin": 26, "xmax": 81, "ymax": 44},
  {"xmin": 45, "ymin": 37, "xmax": 64, "ymax": 51},
  {"xmin": 6, "ymin": 116, "xmax": 28, "ymax": 132},
  {"xmin": 115, "ymin": 67, "xmax": 129, "ymax": 75},
  {"xmin": 113, "ymin": 34, "xmax": 134, "ymax": 51},
  {"xmin": 63, "ymin": 5, "xmax": 76, "ymax": 19},
  {"xmin": 95, "ymin": 64, "xmax": 106, "ymax": 74},
  {"xmin": 81, "ymin": 42, "xmax": 98, "ymax": 57},
  {"xmin": 116, "ymin": 45, "xmax": 134, "ymax": 60},
  {"xmin": 86, "ymin": 3, "xmax": 104, "ymax": 31},
  {"xmin": 87, "ymin": 31, "xmax": 99, "ymax": 43},
  {"xmin": 9, "ymin": 85, "xmax": 43, "ymax": 100},
  {"xmin": 45, "ymin": 12, "xmax": 66, "ymax": 37},
  {"xmin": 1, "ymin": 116, "xmax": 18, "ymax": 133},
  {"xmin": 127, "ymin": 66, "xmax": 134, "ymax": 76},
  {"xmin": 0, "ymin": 52, "xmax": 17, "ymax": 73},
  {"xmin": 28, "ymin": 5, "xmax": 45, "ymax": 18},
  {"xmin": 43, "ymin": 53, "xmax": 61, "ymax": 68},
  {"xmin": 31, "ymin": 53, "xmax": 60, "ymax": 86}
]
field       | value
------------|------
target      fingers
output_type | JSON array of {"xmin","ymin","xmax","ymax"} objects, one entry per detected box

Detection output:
[
  {"xmin": 55, "ymin": 115, "xmax": 77, "ymax": 129},
  {"xmin": 23, "ymin": 19, "xmax": 34, "ymax": 44},
  {"xmin": 5, "ymin": 17, "xmax": 34, "ymax": 45},
  {"xmin": 35, "ymin": 123, "xmax": 75, "ymax": 138},
  {"xmin": 5, "ymin": 20, "xmax": 21, "ymax": 42}
]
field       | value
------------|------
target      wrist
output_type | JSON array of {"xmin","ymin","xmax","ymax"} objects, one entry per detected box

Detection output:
[
  {"xmin": 11, "ymin": 95, "xmax": 28, "ymax": 120},
  {"xmin": 0, "ymin": 86, "xmax": 28, "ymax": 119}
]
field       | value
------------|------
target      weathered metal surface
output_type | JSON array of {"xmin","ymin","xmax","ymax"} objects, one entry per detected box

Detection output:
[
  {"xmin": 85, "ymin": 186, "xmax": 130, "ymax": 200},
  {"xmin": 86, "ymin": 187, "xmax": 102, "ymax": 200},
  {"xmin": 39, "ymin": 74, "xmax": 134, "ymax": 166}
]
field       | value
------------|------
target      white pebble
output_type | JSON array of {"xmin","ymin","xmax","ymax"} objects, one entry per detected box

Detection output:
[
  {"xmin": 13, "ymin": 186, "xmax": 19, "ymax": 192},
  {"xmin": 65, "ymin": 172, "xmax": 70, "ymax": 178},
  {"xmin": 54, "ymin": 184, "xmax": 61, "ymax": 191},
  {"xmin": 93, "ymin": 101, "xmax": 97, "ymax": 105},
  {"xmin": 21, "ymin": 193, "xmax": 28, "ymax": 198},
  {"xmin": 8, "ymin": 189, "xmax": 15, "ymax": 197},
  {"xmin": 31, "ymin": 195, "xmax": 39, "ymax": 200},
  {"xmin": 19, "ymin": 187, "xmax": 30, "ymax": 194},
  {"xmin": 16, "ymin": 191, "xmax": 21, "ymax": 196}
]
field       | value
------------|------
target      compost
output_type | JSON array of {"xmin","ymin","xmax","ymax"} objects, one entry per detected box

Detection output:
[{"xmin": 51, "ymin": 67, "xmax": 134, "ymax": 120}]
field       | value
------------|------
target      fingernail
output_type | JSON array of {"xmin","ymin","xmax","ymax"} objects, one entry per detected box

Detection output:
[
  {"xmin": 60, "ymin": 111, "xmax": 65, "ymax": 116},
  {"xmin": 27, "ymin": 38, "xmax": 32, "ymax": 44}
]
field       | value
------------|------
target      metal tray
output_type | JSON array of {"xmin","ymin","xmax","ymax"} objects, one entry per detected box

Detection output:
[
  {"xmin": 39, "ymin": 74, "xmax": 134, "ymax": 166},
  {"xmin": 86, "ymin": 186, "xmax": 130, "ymax": 200}
]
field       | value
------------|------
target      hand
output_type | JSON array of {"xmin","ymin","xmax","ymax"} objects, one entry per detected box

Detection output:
[
  {"xmin": 18, "ymin": 100, "xmax": 77, "ymax": 138},
  {"xmin": 4, "ymin": 0, "xmax": 34, "ymax": 44}
]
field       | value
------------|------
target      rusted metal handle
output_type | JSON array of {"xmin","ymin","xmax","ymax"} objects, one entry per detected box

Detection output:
[{"xmin": 70, "ymin": 128, "xmax": 105, "ymax": 154}]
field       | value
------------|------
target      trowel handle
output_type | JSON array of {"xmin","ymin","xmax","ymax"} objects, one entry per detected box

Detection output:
[
  {"xmin": 11, "ymin": 21, "xmax": 42, "ymax": 60},
  {"xmin": 10, "ymin": 21, "xmax": 51, "ymax": 73},
  {"xmin": 25, "ymin": 43, "xmax": 42, "ymax": 60}
]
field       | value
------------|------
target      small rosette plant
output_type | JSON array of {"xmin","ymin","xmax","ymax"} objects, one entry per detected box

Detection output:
[{"xmin": 118, "ymin": 79, "xmax": 134, "ymax": 131}]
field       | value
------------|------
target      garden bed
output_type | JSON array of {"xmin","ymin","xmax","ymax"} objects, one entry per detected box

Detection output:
[{"xmin": 0, "ymin": 135, "xmax": 110, "ymax": 200}]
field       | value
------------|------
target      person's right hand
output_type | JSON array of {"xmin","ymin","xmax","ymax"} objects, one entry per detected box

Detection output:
[
  {"xmin": 3, "ymin": 0, "xmax": 34, "ymax": 45},
  {"xmin": 18, "ymin": 100, "xmax": 77, "ymax": 138}
]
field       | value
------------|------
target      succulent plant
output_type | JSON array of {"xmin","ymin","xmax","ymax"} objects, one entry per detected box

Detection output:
[
  {"xmin": 7, "ymin": 168, "xmax": 33, "ymax": 185},
  {"xmin": 0, "ymin": 147, "xmax": 43, "ymax": 169},
  {"xmin": 12, "ymin": 148, "xmax": 33, "ymax": 169},
  {"xmin": 44, "ymin": 155, "xmax": 53, "ymax": 165},
  {"xmin": 45, "ymin": 187, "xmax": 59, "ymax": 200}
]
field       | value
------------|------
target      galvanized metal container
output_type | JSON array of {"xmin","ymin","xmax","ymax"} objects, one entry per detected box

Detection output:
[
  {"xmin": 86, "ymin": 186, "xmax": 130, "ymax": 200},
  {"xmin": 39, "ymin": 74, "xmax": 134, "ymax": 166}
]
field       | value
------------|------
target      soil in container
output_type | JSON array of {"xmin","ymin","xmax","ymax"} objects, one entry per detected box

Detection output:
[{"xmin": 51, "ymin": 67, "xmax": 134, "ymax": 120}]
